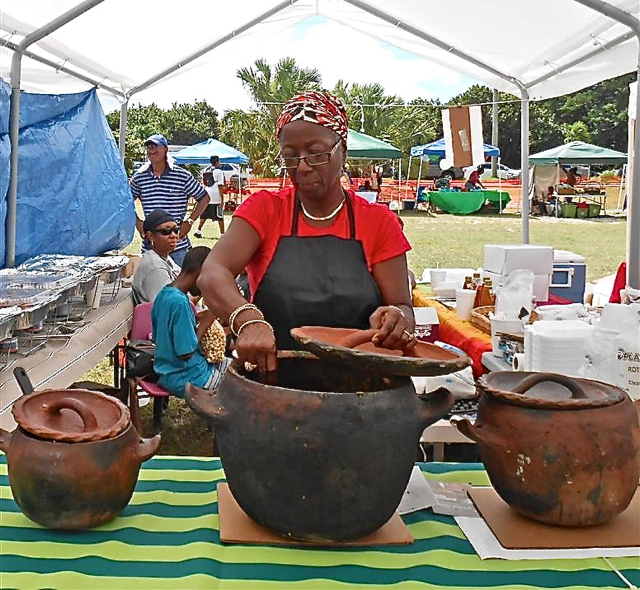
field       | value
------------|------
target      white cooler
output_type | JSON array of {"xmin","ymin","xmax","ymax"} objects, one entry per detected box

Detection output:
[{"xmin": 549, "ymin": 249, "xmax": 587, "ymax": 303}]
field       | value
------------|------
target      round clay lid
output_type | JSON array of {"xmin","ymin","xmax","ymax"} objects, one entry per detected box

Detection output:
[
  {"xmin": 12, "ymin": 389, "xmax": 130, "ymax": 442},
  {"xmin": 478, "ymin": 371, "xmax": 627, "ymax": 409},
  {"xmin": 290, "ymin": 326, "xmax": 471, "ymax": 377}
]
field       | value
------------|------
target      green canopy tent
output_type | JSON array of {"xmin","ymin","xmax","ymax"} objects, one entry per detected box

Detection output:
[
  {"xmin": 345, "ymin": 130, "xmax": 403, "ymax": 199},
  {"xmin": 529, "ymin": 141, "xmax": 627, "ymax": 165},
  {"xmin": 346, "ymin": 129, "xmax": 401, "ymax": 159},
  {"xmin": 529, "ymin": 141, "xmax": 627, "ymax": 210}
]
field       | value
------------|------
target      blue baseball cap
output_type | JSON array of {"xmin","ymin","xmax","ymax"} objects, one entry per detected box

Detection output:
[{"xmin": 145, "ymin": 134, "xmax": 168, "ymax": 148}]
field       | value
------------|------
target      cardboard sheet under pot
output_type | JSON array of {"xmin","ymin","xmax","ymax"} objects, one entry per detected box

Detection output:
[{"xmin": 186, "ymin": 350, "xmax": 454, "ymax": 542}]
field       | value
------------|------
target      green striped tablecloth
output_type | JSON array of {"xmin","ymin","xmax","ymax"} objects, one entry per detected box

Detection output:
[{"xmin": 1, "ymin": 455, "xmax": 638, "ymax": 589}]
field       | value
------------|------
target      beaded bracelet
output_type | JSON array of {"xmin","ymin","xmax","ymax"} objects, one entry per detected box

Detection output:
[
  {"xmin": 229, "ymin": 303, "xmax": 263, "ymax": 336},
  {"xmin": 235, "ymin": 318, "xmax": 274, "ymax": 338}
]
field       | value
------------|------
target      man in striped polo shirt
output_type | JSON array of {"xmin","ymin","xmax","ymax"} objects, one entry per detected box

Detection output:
[{"xmin": 131, "ymin": 134, "xmax": 210, "ymax": 267}]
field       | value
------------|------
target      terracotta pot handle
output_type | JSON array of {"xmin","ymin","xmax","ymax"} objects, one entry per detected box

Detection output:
[
  {"xmin": 44, "ymin": 397, "xmax": 99, "ymax": 432},
  {"xmin": 511, "ymin": 373, "xmax": 587, "ymax": 399},
  {"xmin": 417, "ymin": 387, "xmax": 454, "ymax": 425},
  {"xmin": 185, "ymin": 383, "xmax": 227, "ymax": 428},
  {"xmin": 453, "ymin": 418, "xmax": 508, "ymax": 447},
  {"xmin": 136, "ymin": 434, "xmax": 162, "ymax": 462},
  {"xmin": 0, "ymin": 428, "xmax": 11, "ymax": 452}
]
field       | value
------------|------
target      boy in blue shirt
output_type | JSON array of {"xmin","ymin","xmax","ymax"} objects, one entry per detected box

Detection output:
[{"xmin": 152, "ymin": 246, "xmax": 229, "ymax": 397}]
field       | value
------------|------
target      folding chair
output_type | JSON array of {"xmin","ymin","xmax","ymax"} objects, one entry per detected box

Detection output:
[{"xmin": 126, "ymin": 302, "xmax": 171, "ymax": 432}]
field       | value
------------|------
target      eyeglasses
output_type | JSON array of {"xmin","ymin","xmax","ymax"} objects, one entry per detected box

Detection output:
[
  {"xmin": 155, "ymin": 226, "xmax": 180, "ymax": 236},
  {"xmin": 280, "ymin": 140, "xmax": 341, "ymax": 170}
]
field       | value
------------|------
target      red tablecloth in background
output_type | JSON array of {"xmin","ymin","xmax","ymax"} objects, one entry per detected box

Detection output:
[{"xmin": 413, "ymin": 291, "xmax": 492, "ymax": 378}]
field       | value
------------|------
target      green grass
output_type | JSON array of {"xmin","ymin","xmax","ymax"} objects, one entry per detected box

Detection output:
[
  {"xmin": 400, "ymin": 210, "xmax": 626, "ymax": 282},
  {"xmin": 87, "ymin": 209, "xmax": 627, "ymax": 455}
]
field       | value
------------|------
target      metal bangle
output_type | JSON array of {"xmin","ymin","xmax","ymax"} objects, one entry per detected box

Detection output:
[
  {"xmin": 229, "ymin": 303, "xmax": 263, "ymax": 336},
  {"xmin": 236, "ymin": 318, "xmax": 274, "ymax": 338}
]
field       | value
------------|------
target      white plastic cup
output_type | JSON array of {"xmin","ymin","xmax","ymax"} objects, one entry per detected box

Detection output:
[
  {"xmin": 455, "ymin": 288, "xmax": 476, "ymax": 321},
  {"xmin": 430, "ymin": 269, "xmax": 447, "ymax": 288}
]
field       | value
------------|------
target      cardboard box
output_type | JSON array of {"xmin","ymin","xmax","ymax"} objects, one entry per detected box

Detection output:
[
  {"xmin": 414, "ymin": 307, "xmax": 440, "ymax": 343},
  {"xmin": 484, "ymin": 245, "xmax": 553, "ymax": 276},
  {"xmin": 484, "ymin": 270, "xmax": 550, "ymax": 303}
]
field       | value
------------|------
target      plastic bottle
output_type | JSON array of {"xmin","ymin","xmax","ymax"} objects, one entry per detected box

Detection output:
[{"xmin": 463, "ymin": 276, "xmax": 473, "ymax": 290}]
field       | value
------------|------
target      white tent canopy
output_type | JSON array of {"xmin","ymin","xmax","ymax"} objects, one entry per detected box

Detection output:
[{"xmin": 1, "ymin": 0, "xmax": 639, "ymax": 292}]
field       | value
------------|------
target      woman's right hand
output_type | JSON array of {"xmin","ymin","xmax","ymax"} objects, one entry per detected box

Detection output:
[{"xmin": 235, "ymin": 321, "xmax": 278, "ymax": 373}]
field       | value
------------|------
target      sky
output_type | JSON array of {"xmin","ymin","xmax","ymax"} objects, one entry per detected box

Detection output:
[{"xmin": 101, "ymin": 14, "xmax": 478, "ymax": 117}]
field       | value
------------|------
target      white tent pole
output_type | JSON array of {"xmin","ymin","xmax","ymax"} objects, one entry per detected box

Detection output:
[
  {"xmin": 618, "ymin": 163, "xmax": 626, "ymax": 211},
  {"xmin": 491, "ymin": 89, "xmax": 499, "ymax": 178},
  {"xmin": 398, "ymin": 159, "xmax": 402, "ymax": 204},
  {"xmin": 572, "ymin": 0, "xmax": 640, "ymax": 290},
  {"xmin": 6, "ymin": 0, "xmax": 106, "ymax": 268},
  {"xmin": 119, "ymin": 100, "xmax": 129, "ymax": 160},
  {"xmin": 521, "ymin": 89, "xmax": 531, "ymax": 243},
  {"xmin": 416, "ymin": 156, "xmax": 423, "ymax": 199}
]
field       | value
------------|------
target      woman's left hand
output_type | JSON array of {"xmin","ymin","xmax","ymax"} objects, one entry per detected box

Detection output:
[{"xmin": 369, "ymin": 305, "xmax": 416, "ymax": 350}]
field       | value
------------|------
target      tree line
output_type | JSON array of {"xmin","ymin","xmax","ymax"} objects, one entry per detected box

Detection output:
[{"xmin": 106, "ymin": 58, "xmax": 634, "ymax": 177}]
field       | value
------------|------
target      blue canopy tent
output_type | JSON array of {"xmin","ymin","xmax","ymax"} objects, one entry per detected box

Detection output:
[
  {"xmin": 171, "ymin": 138, "xmax": 249, "ymax": 165},
  {"xmin": 410, "ymin": 138, "xmax": 500, "ymax": 158},
  {"xmin": 409, "ymin": 138, "xmax": 502, "ymax": 201}
]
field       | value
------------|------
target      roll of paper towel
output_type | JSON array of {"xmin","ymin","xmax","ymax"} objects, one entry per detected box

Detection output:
[{"xmin": 512, "ymin": 353, "xmax": 526, "ymax": 371}]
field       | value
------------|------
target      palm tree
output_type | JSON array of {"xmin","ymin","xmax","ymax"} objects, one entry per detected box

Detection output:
[
  {"xmin": 332, "ymin": 81, "xmax": 403, "ymax": 141},
  {"xmin": 223, "ymin": 58, "xmax": 323, "ymax": 175}
]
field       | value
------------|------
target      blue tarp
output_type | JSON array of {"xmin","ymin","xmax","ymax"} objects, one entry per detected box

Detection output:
[
  {"xmin": 1, "ymin": 78, "xmax": 134, "ymax": 267},
  {"xmin": 172, "ymin": 138, "xmax": 249, "ymax": 165},
  {"xmin": 410, "ymin": 138, "xmax": 500, "ymax": 158}
]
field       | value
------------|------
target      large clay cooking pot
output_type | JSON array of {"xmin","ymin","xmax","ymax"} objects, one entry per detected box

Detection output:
[
  {"xmin": 0, "ymin": 389, "xmax": 161, "ymax": 529},
  {"xmin": 455, "ymin": 372, "xmax": 640, "ymax": 526},
  {"xmin": 186, "ymin": 351, "xmax": 454, "ymax": 542}
]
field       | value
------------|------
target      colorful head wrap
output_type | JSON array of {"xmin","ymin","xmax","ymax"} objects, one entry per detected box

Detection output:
[{"xmin": 276, "ymin": 91, "xmax": 349, "ymax": 147}]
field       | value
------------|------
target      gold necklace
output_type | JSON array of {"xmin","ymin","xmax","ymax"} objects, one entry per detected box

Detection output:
[{"xmin": 300, "ymin": 198, "xmax": 346, "ymax": 222}]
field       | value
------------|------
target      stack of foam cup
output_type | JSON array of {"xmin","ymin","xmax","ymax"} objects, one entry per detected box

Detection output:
[{"xmin": 455, "ymin": 289, "xmax": 476, "ymax": 321}]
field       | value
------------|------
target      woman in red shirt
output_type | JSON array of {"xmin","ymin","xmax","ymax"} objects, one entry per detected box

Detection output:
[{"xmin": 198, "ymin": 91, "xmax": 414, "ymax": 373}]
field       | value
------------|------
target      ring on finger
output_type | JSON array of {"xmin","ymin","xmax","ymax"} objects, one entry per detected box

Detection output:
[
  {"xmin": 244, "ymin": 361, "xmax": 257, "ymax": 371},
  {"xmin": 403, "ymin": 329, "xmax": 415, "ymax": 341}
]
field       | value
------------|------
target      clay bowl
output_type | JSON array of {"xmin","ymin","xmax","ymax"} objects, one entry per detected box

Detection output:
[{"xmin": 290, "ymin": 326, "xmax": 471, "ymax": 377}]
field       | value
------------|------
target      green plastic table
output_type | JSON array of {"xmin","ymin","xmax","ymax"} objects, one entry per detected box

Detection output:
[
  {"xmin": 425, "ymin": 190, "xmax": 511, "ymax": 214},
  {"xmin": 1, "ymin": 455, "xmax": 637, "ymax": 589}
]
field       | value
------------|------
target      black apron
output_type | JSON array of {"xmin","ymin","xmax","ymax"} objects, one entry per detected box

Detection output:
[{"xmin": 253, "ymin": 195, "xmax": 383, "ymax": 350}]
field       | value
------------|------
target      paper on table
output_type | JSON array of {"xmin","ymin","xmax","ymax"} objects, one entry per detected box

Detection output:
[
  {"xmin": 397, "ymin": 467, "xmax": 477, "ymax": 516},
  {"xmin": 397, "ymin": 466, "xmax": 434, "ymax": 515},
  {"xmin": 455, "ymin": 515, "xmax": 640, "ymax": 561}
]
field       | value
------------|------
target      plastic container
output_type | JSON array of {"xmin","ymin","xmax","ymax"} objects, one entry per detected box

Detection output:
[
  {"xmin": 588, "ymin": 203, "xmax": 601, "ymax": 217},
  {"xmin": 560, "ymin": 203, "xmax": 577, "ymax": 218},
  {"xmin": 576, "ymin": 206, "xmax": 589, "ymax": 219},
  {"xmin": 402, "ymin": 200, "xmax": 416, "ymax": 211}
]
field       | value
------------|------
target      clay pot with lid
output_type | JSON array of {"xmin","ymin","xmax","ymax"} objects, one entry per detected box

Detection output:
[
  {"xmin": 455, "ymin": 372, "xmax": 640, "ymax": 526},
  {"xmin": 186, "ymin": 350, "xmax": 455, "ymax": 542},
  {"xmin": 0, "ymin": 389, "xmax": 161, "ymax": 529}
]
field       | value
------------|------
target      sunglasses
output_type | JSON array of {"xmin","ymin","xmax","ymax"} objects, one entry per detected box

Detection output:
[{"xmin": 154, "ymin": 226, "xmax": 180, "ymax": 236}]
